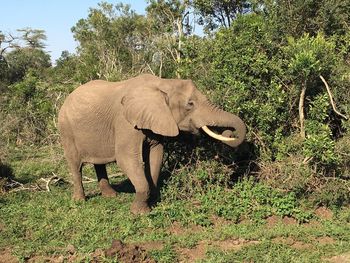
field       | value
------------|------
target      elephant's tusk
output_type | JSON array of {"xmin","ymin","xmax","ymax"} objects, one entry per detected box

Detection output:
[{"xmin": 201, "ymin": 126, "xmax": 237, "ymax": 142}]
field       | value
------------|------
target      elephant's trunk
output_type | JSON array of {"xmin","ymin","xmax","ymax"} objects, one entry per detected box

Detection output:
[{"xmin": 197, "ymin": 103, "xmax": 246, "ymax": 148}]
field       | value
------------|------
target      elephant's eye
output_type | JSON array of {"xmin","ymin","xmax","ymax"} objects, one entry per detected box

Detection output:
[{"xmin": 186, "ymin": 100, "xmax": 195, "ymax": 111}]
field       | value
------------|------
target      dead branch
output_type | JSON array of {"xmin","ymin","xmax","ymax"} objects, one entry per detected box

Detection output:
[
  {"xmin": 320, "ymin": 75, "xmax": 348, "ymax": 120},
  {"xmin": 39, "ymin": 173, "xmax": 63, "ymax": 191},
  {"xmin": 82, "ymin": 172, "xmax": 123, "ymax": 184},
  {"xmin": 302, "ymin": 156, "xmax": 313, "ymax": 164},
  {"xmin": 8, "ymin": 179, "xmax": 41, "ymax": 193},
  {"xmin": 146, "ymin": 63, "xmax": 155, "ymax": 75},
  {"xmin": 82, "ymin": 176, "xmax": 96, "ymax": 184}
]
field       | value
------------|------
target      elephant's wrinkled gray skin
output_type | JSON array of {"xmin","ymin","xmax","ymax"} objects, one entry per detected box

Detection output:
[{"xmin": 58, "ymin": 74, "xmax": 246, "ymax": 214}]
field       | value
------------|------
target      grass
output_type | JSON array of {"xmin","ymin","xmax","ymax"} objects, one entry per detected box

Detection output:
[{"xmin": 1, "ymin": 145, "xmax": 350, "ymax": 262}]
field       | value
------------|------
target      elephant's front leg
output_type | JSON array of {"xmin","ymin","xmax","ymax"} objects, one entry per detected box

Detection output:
[{"xmin": 116, "ymin": 137, "xmax": 151, "ymax": 215}]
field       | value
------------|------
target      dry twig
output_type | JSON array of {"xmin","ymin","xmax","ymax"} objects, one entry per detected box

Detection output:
[
  {"xmin": 82, "ymin": 172, "xmax": 123, "ymax": 184},
  {"xmin": 8, "ymin": 179, "xmax": 41, "ymax": 192}
]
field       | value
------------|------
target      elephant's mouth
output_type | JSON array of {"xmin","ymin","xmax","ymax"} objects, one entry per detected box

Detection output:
[{"xmin": 201, "ymin": 126, "xmax": 237, "ymax": 142}]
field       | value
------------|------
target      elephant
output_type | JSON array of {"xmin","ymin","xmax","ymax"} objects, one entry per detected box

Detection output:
[{"xmin": 58, "ymin": 74, "xmax": 246, "ymax": 214}]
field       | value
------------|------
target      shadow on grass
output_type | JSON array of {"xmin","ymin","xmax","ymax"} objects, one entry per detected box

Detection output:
[
  {"xmin": 0, "ymin": 163, "xmax": 14, "ymax": 179},
  {"xmin": 89, "ymin": 132, "xmax": 257, "ymax": 205},
  {"xmin": 112, "ymin": 179, "xmax": 135, "ymax": 194}
]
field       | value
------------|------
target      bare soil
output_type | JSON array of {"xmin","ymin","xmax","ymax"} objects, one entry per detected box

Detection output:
[
  {"xmin": 266, "ymin": 215, "xmax": 299, "ymax": 226},
  {"xmin": 136, "ymin": 240, "xmax": 164, "ymax": 251},
  {"xmin": 103, "ymin": 239, "xmax": 155, "ymax": 263},
  {"xmin": 178, "ymin": 241, "xmax": 207, "ymax": 262},
  {"xmin": 0, "ymin": 248, "xmax": 18, "ymax": 263},
  {"xmin": 272, "ymin": 237, "xmax": 313, "ymax": 250},
  {"xmin": 266, "ymin": 215, "xmax": 280, "ymax": 226},
  {"xmin": 169, "ymin": 221, "xmax": 203, "ymax": 236},
  {"xmin": 27, "ymin": 255, "xmax": 65, "ymax": 263},
  {"xmin": 282, "ymin": 216, "xmax": 298, "ymax": 225},
  {"xmin": 316, "ymin": 236, "xmax": 336, "ymax": 245},
  {"xmin": 178, "ymin": 238, "xmax": 260, "ymax": 262},
  {"xmin": 303, "ymin": 219, "xmax": 322, "ymax": 228},
  {"xmin": 326, "ymin": 252, "xmax": 350, "ymax": 263},
  {"xmin": 315, "ymin": 207, "xmax": 333, "ymax": 220}
]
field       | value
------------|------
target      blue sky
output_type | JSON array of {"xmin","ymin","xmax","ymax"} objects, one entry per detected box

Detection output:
[{"xmin": 0, "ymin": 0, "xmax": 148, "ymax": 63}]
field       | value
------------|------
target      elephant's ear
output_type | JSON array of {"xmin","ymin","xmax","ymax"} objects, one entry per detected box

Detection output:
[{"xmin": 122, "ymin": 87, "xmax": 179, "ymax": 137}]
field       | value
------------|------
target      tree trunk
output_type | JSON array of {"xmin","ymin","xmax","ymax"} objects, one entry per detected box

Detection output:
[
  {"xmin": 299, "ymin": 83, "xmax": 307, "ymax": 139},
  {"xmin": 175, "ymin": 17, "xmax": 183, "ymax": 79}
]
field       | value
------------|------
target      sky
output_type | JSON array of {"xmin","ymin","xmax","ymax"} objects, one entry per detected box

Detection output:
[{"xmin": 0, "ymin": 0, "xmax": 148, "ymax": 63}]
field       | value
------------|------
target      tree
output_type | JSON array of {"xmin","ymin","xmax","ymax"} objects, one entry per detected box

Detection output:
[
  {"xmin": 17, "ymin": 28, "xmax": 47, "ymax": 49},
  {"xmin": 193, "ymin": 0, "xmax": 251, "ymax": 31},
  {"xmin": 260, "ymin": 0, "xmax": 350, "ymax": 38},
  {"xmin": 5, "ymin": 48, "xmax": 51, "ymax": 83},
  {"xmin": 0, "ymin": 28, "xmax": 50, "ymax": 84},
  {"xmin": 72, "ymin": 2, "xmax": 151, "ymax": 81},
  {"xmin": 146, "ymin": 0, "xmax": 194, "ymax": 78}
]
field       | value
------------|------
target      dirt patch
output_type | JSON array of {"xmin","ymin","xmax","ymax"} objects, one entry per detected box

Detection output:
[
  {"xmin": 27, "ymin": 255, "xmax": 65, "ymax": 263},
  {"xmin": 212, "ymin": 238, "xmax": 260, "ymax": 251},
  {"xmin": 178, "ymin": 241, "xmax": 207, "ymax": 263},
  {"xmin": 178, "ymin": 238, "xmax": 260, "ymax": 262},
  {"xmin": 303, "ymin": 219, "xmax": 321, "ymax": 228},
  {"xmin": 169, "ymin": 221, "xmax": 184, "ymax": 235},
  {"xmin": 102, "ymin": 240, "xmax": 155, "ymax": 263},
  {"xmin": 282, "ymin": 216, "xmax": 298, "ymax": 225},
  {"xmin": 316, "ymin": 236, "xmax": 336, "ymax": 245},
  {"xmin": 169, "ymin": 221, "xmax": 203, "ymax": 236},
  {"xmin": 326, "ymin": 252, "xmax": 350, "ymax": 263},
  {"xmin": 266, "ymin": 215, "xmax": 280, "ymax": 226},
  {"xmin": 315, "ymin": 207, "xmax": 333, "ymax": 220},
  {"xmin": 272, "ymin": 237, "xmax": 313, "ymax": 250},
  {"xmin": 291, "ymin": 241, "xmax": 313, "ymax": 250},
  {"xmin": 266, "ymin": 216, "xmax": 299, "ymax": 226},
  {"xmin": 136, "ymin": 240, "xmax": 164, "ymax": 251},
  {"xmin": 7, "ymin": 241, "xmax": 158, "ymax": 263},
  {"xmin": 0, "ymin": 248, "xmax": 18, "ymax": 263}
]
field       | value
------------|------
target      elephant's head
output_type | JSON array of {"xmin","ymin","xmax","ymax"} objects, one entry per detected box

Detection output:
[{"xmin": 122, "ymin": 74, "xmax": 246, "ymax": 147}]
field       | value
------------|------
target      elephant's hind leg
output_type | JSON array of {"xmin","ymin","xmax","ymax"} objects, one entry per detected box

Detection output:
[
  {"xmin": 94, "ymin": 164, "xmax": 117, "ymax": 197},
  {"xmin": 60, "ymin": 131, "xmax": 85, "ymax": 201},
  {"xmin": 64, "ymin": 148, "xmax": 85, "ymax": 201}
]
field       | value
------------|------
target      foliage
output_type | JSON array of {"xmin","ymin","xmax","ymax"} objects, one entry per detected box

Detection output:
[
  {"xmin": 262, "ymin": 0, "xmax": 350, "ymax": 38},
  {"xmin": 71, "ymin": 2, "xmax": 144, "ymax": 81},
  {"xmin": 194, "ymin": 0, "xmax": 252, "ymax": 31},
  {"xmin": 198, "ymin": 14, "xmax": 288, "ymax": 157}
]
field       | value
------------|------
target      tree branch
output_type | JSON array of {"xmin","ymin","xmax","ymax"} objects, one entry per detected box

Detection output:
[{"xmin": 320, "ymin": 75, "xmax": 348, "ymax": 120}]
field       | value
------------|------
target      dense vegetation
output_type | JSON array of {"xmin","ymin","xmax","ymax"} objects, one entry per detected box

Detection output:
[{"xmin": 1, "ymin": 0, "xmax": 350, "ymax": 261}]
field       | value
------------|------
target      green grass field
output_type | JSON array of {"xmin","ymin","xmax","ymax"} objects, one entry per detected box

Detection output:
[{"xmin": 1, "ymin": 146, "xmax": 350, "ymax": 262}]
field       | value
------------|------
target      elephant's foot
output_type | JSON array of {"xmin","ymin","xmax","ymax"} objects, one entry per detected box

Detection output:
[
  {"xmin": 72, "ymin": 192, "xmax": 86, "ymax": 201},
  {"xmin": 99, "ymin": 178, "xmax": 116, "ymax": 197},
  {"xmin": 101, "ymin": 186, "xmax": 117, "ymax": 198},
  {"xmin": 130, "ymin": 201, "xmax": 151, "ymax": 215}
]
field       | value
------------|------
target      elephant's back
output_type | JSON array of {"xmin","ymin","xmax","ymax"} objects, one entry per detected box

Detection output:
[
  {"xmin": 58, "ymin": 80, "xmax": 124, "ymax": 135},
  {"xmin": 67, "ymin": 80, "xmax": 123, "ymax": 104}
]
